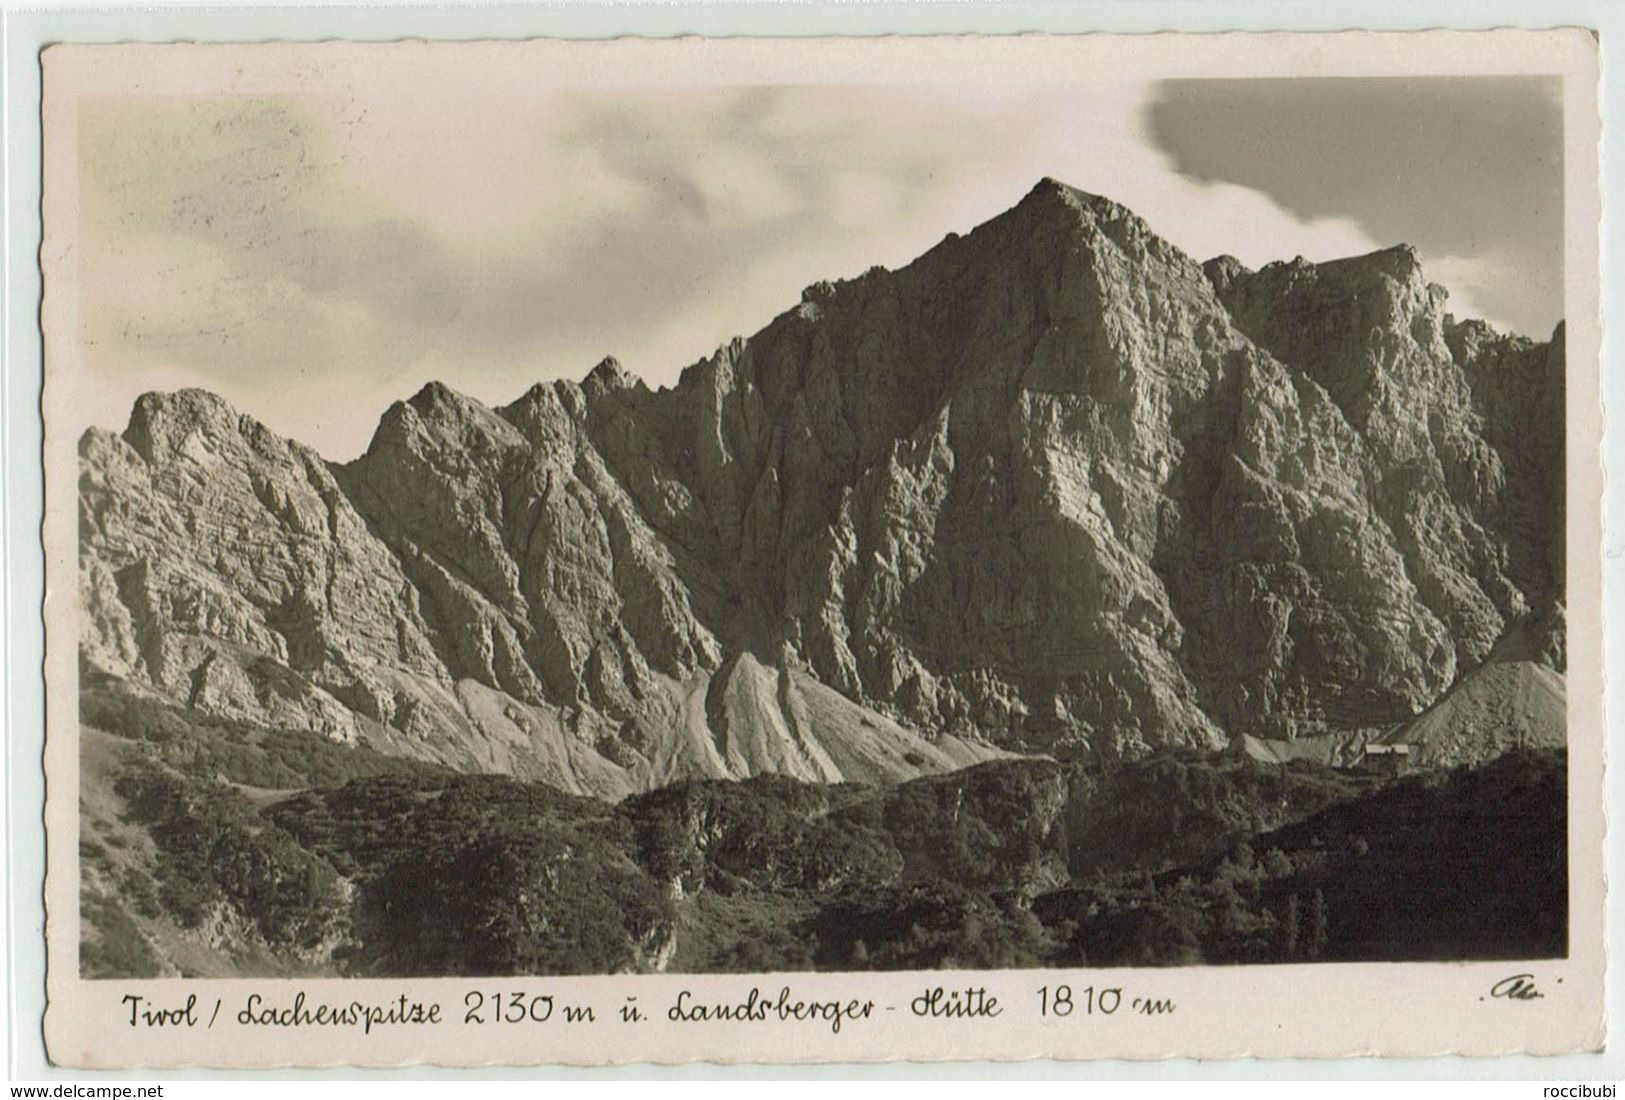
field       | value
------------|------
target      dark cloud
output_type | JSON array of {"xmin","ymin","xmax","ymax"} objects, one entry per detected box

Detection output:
[{"xmin": 1144, "ymin": 77, "xmax": 1563, "ymax": 336}]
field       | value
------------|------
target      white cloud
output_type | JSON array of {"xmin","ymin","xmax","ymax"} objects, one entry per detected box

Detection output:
[
  {"xmin": 75, "ymin": 75, "xmax": 1508, "ymax": 458},
  {"xmin": 1419, "ymin": 254, "xmax": 1528, "ymax": 333}
]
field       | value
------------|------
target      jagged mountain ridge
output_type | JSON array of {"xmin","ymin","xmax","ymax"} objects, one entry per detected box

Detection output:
[{"xmin": 78, "ymin": 178, "xmax": 1565, "ymax": 797}]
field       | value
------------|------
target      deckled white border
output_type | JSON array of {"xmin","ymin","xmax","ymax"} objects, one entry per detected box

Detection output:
[
  {"xmin": 30, "ymin": 25, "xmax": 1614, "ymax": 1075},
  {"xmin": 3, "ymin": 6, "xmax": 1612, "ymax": 1078}
]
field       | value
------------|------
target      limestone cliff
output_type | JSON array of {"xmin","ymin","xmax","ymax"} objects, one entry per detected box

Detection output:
[{"xmin": 78, "ymin": 179, "xmax": 1566, "ymax": 794}]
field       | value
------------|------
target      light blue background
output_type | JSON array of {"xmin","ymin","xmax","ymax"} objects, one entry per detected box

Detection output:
[{"xmin": 4, "ymin": 0, "xmax": 1620, "ymax": 1081}]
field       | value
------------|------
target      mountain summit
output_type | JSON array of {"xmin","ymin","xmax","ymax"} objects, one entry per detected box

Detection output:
[{"xmin": 78, "ymin": 179, "xmax": 1565, "ymax": 797}]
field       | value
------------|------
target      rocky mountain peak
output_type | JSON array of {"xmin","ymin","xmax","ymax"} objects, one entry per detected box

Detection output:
[
  {"xmin": 990, "ymin": 176, "xmax": 1169, "ymax": 262},
  {"xmin": 77, "ymin": 178, "xmax": 1566, "ymax": 797},
  {"xmin": 363, "ymin": 380, "xmax": 524, "ymax": 462},
  {"xmin": 1023, "ymin": 175, "xmax": 1133, "ymax": 220},
  {"xmin": 122, "ymin": 388, "xmax": 247, "ymax": 464},
  {"xmin": 1201, "ymin": 254, "xmax": 1252, "ymax": 297},
  {"xmin": 582, "ymin": 355, "xmax": 640, "ymax": 398},
  {"xmin": 407, "ymin": 379, "xmax": 471, "ymax": 413}
]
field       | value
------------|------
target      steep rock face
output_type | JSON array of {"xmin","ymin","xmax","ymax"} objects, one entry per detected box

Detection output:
[
  {"xmin": 338, "ymin": 376, "xmax": 722, "ymax": 715},
  {"xmin": 79, "ymin": 390, "xmax": 1000, "ymax": 797},
  {"xmin": 79, "ymin": 178, "xmax": 1566, "ymax": 791},
  {"xmin": 1199, "ymin": 249, "xmax": 1565, "ymax": 732},
  {"xmin": 79, "ymin": 390, "xmax": 450, "ymax": 746},
  {"xmin": 1208, "ymin": 253, "xmax": 1558, "ymax": 634},
  {"xmin": 1445, "ymin": 319, "xmax": 1567, "ymax": 623},
  {"xmin": 581, "ymin": 182, "xmax": 1239, "ymax": 756}
]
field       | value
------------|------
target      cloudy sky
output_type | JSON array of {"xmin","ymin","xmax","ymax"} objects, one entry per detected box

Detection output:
[{"xmin": 70, "ymin": 55, "xmax": 1562, "ymax": 458}]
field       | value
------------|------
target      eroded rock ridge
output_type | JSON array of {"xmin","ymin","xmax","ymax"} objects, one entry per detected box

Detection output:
[{"xmin": 79, "ymin": 179, "xmax": 1566, "ymax": 796}]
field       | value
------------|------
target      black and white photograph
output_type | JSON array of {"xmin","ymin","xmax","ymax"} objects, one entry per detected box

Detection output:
[{"xmin": 35, "ymin": 31, "xmax": 1604, "ymax": 1067}]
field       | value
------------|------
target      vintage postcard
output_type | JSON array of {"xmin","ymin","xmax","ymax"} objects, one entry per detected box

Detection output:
[{"xmin": 38, "ymin": 30, "xmax": 1603, "ymax": 1068}]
